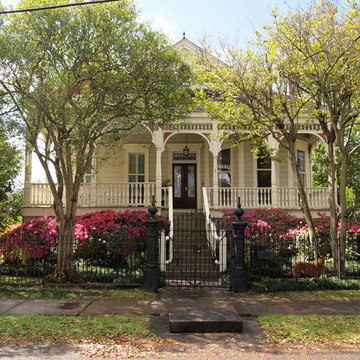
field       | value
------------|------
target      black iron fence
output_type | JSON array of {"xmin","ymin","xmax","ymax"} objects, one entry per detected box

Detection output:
[
  {"xmin": 1, "ymin": 212, "xmax": 360, "ymax": 287},
  {"xmin": 0, "ymin": 229, "xmax": 146, "ymax": 286},
  {"xmin": 242, "ymin": 223, "xmax": 360, "ymax": 280}
]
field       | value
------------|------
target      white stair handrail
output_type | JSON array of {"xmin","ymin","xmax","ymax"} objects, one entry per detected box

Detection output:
[
  {"xmin": 160, "ymin": 186, "xmax": 174, "ymax": 271},
  {"xmin": 202, "ymin": 187, "xmax": 227, "ymax": 272}
]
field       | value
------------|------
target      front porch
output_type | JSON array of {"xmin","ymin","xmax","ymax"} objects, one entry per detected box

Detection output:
[
  {"xmin": 22, "ymin": 182, "xmax": 328, "ymax": 218},
  {"xmin": 23, "ymin": 111, "xmax": 329, "ymax": 219}
]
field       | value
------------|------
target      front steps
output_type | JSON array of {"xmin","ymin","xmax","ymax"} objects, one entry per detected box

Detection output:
[
  {"xmin": 168, "ymin": 306, "xmax": 243, "ymax": 333},
  {"xmin": 163, "ymin": 211, "xmax": 223, "ymax": 286}
]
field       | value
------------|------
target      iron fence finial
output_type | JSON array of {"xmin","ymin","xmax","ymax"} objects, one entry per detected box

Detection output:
[
  {"xmin": 148, "ymin": 196, "xmax": 158, "ymax": 218},
  {"xmin": 234, "ymin": 196, "xmax": 244, "ymax": 220}
]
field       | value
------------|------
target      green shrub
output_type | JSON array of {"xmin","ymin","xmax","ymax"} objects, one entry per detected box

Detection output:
[{"xmin": 250, "ymin": 277, "xmax": 360, "ymax": 293}]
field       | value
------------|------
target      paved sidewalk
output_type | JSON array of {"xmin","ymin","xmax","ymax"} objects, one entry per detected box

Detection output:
[
  {"xmin": 1, "ymin": 289, "xmax": 360, "ymax": 359},
  {"xmin": 1, "ymin": 288, "xmax": 360, "ymax": 317}
]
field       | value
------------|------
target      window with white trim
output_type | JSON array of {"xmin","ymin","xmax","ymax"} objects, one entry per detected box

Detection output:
[
  {"xmin": 128, "ymin": 153, "xmax": 145, "ymax": 183},
  {"xmin": 218, "ymin": 149, "xmax": 231, "ymax": 187},
  {"xmin": 257, "ymin": 153, "xmax": 271, "ymax": 187},
  {"xmin": 297, "ymin": 149, "xmax": 306, "ymax": 186}
]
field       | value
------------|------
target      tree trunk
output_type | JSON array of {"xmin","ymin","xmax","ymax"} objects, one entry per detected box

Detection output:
[
  {"xmin": 22, "ymin": 249, "xmax": 33, "ymax": 265},
  {"xmin": 288, "ymin": 143, "xmax": 318, "ymax": 256},
  {"xmin": 56, "ymin": 220, "xmax": 76, "ymax": 279},
  {"xmin": 53, "ymin": 184, "xmax": 80, "ymax": 281},
  {"xmin": 327, "ymin": 141, "xmax": 339, "ymax": 275},
  {"xmin": 338, "ymin": 155, "xmax": 348, "ymax": 277}
]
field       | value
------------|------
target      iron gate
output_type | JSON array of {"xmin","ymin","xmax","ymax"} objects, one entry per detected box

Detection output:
[{"xmin": 160, "ymin": 211, "xmax": 232, "ymax": 287}]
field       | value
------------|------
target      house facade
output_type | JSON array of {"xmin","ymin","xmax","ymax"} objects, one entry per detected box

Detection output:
[{"xmin": 22, "ymin": 38, "xmax": 328, "ymax": 221}]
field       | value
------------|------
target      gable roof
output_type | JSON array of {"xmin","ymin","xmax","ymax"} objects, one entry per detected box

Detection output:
[{"xmin": 173, "ymin": 35, "xmax": 225, "ymax": 66}]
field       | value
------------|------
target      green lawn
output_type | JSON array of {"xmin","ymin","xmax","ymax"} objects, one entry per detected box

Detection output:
[
  {"xmin": 0, "ymin": 315, "xmax": 154, "ymax": 345},
  {"xmin": 258, "ymin": 315, "xmax": 360, "ymax": 345},
  {"xmin": 241, "ymin": 289, "xmax": 360, "ymax": 301},
  {"xmin": 0, "ymin": 285, "xmax": 156, "ymax": 300}
]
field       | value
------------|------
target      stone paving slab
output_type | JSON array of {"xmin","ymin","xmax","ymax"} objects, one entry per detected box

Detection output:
[
  {"xmin": 0, "ymin": 299, "xmax": 24, "ymax": 315},
  {"xmin": 150, "ymin": 315, "xmax": 265, "ymax": 345},
  {"xmin": 80, "ymin": 299, "xmax": 158, "ymax": 316},
  {"xmin": 168, "ymin": 306, "xmax": 243, "ymax": 333},
  {"xmin": 5, "ymin": 299, "xmax": 92, "ymax": 316}
]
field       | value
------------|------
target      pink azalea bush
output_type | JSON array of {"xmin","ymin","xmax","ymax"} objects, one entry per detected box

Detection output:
[
  {"xmin": 283, "ymin": 211, "xmax": 360, "ymax": 240},
  {"xmin": 75, "ymin": 209, "xmax": 169, "ymax": 267},
  {"xmin": 0, "ymin": 210, "xmax": 169, "ymax": 264},
  {"xmin": 0, "ymin": 216, "xmax": 57, "ymax": 261},
  {"xmin": 219, "ymin": 207, "xmax": 300, "ymax": 237},
  {"xmin": 220, "ymin": 208, "xmax": 360, "ymax": 254}
]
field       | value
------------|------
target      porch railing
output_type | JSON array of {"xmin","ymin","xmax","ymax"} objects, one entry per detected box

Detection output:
[
  {"xmin": 206, "ymin": 186, "xmax": 328, "ymax": 209},
  {"xmin": 29, "ymin": 183, "xmax": 328, "ymax": 210},
  {"xmin": 30, "ymin": 182, "xmax": 156, "ymax": 207}
]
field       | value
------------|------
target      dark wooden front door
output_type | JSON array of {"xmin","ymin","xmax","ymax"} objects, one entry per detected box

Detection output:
[{"xmin": 173, "ymin": 164, "xmax": 197, "ymax": 209}]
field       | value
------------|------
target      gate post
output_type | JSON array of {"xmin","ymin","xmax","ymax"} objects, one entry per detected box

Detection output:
[
  {"xmin": 144, "ymin": 199, "xmax": 160, "ymax": 293},
  {"xmin": 232, "ymin": 197, "xmax": 247, "ymax": 293}
]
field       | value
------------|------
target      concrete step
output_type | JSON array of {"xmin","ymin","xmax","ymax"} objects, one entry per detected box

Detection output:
[{"xmin": 168, "ymin": 306, "xmax": 243, "ymax": 333}]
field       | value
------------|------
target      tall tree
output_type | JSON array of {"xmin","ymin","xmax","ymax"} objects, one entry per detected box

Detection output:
[
  {"xmin": 265, "ymin": 0, "xmax": 360, "ymax": 275},
  {"xmin": 0, "ymin": 0, "xmax": 193, "ymax": 279},
  {"xmin": 195, "ymin": 36, "xmax": 319, "ymax": 255},
  {"xmin": 197, "ymin": 0, "xmax": 360, "ymax": 271},
  {"xmin": 0, "ymin": 130, "xmax": 22, "ymax": 232}
]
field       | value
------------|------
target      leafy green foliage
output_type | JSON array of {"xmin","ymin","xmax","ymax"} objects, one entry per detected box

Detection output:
[
  {"xmin": 313, "ymin": 140, "xmax": 360, "ymax": 220},
  {"xmin": 0, "ymin": 0, "xmax": 193, "ymax": 275},
  {"xmin": 0, "ymin": 130, "xmax": 22, "ymax": 233}
]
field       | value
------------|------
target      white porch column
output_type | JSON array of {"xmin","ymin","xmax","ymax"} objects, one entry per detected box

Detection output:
[
  {"xmin": 271, "ymin": 157, "xmax": 279, "ymax": 208},
  {"xmin": 151, "ymin": 129, "xmax": 165, "ymax": 208},
  {"xmin": 268, "ymin": 136, "xmax": 279, "ymax": 208},
  {"xmin": 238, "ymin": 142, "xmax": 245, "ymax": 187},
  {"xmin": 155, "ymin": 146, "xmax": 162, "ymax": 207},
  {"xmin": 24, "ymin": 145, "xmax": 33, "ymax": 206},
  {"xmin": 213, "ymin": 152, "xmax": 219, "ymax": 208},
  {"xmin": 209, "ymin": 131, "xmax": 221, "ymax": 209}
]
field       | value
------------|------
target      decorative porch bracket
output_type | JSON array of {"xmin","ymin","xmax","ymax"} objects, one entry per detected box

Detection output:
[
  {"xmin": 232, "ymin": 197, "xmax": 247, "ymax": 293},
  {"xmin": 144, "ymin": 200, "xmax": 160, "ymax": 293}
]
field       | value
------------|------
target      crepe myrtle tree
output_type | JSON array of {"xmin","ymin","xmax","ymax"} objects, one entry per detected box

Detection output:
[
  {"xmin": 261, "ymin": 0, "xmax": 360, "ymax": 275},
  {"xmin": 196, "ymin": 0, "xmax": 360, "ymax": 269},
  {"xmin": 0, "ymin": 0, "xmax": 193, "ymax": 279},
  {"xmin": 195, "ymin": 40, "xmax": 319, "ymax": 256}
]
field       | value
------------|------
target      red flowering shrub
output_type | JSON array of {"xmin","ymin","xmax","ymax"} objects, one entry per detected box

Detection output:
[
  {"xmin": 0, "ymin": 216, "xmax": 58, "ymax": 261},
  {"xmin": 75, "ymin": 209, "xmax": 169, "ymax": 268},
  {"xmin": 284, "ymin": 211, "xmax": 360, "ymax": 240},
  {"xmin": 220, "ymin": 207, "xmax": 300, "ymax": 236},
  {"xmin": 0, "ymin": 210, "xmax": 169, "ymax": 266}
]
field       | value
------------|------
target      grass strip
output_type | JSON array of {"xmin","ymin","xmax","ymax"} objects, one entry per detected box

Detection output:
[
  {"xmin": 0, "ymin": 315, "xmax": 154, "ymax": 345},
  {"xmin": 249, "ymin": 277, "xmax": 360, "ymax": 293},
  {"xmin": 258, "ymin": 315, "xmax": 360, "ymax": 345},
  {"xmin": 285, "ymin": 289, "xmax": 360, "ymax": 301},
  {"xmin": 241, "ymin": 289, "xmax": 360, "ymax": 301},
  {"xmin": 0, "ymin": 286, "xmax": 156, "ymax": 300}
]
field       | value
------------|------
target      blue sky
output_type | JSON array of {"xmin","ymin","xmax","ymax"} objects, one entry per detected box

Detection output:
[
  {"xmin": 2, "ymin": 0, "xmax": 313, "ymax": 47},
  {"xmin": 0, "ymin": 0, "xmax": 340, "ymax": 182}
]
